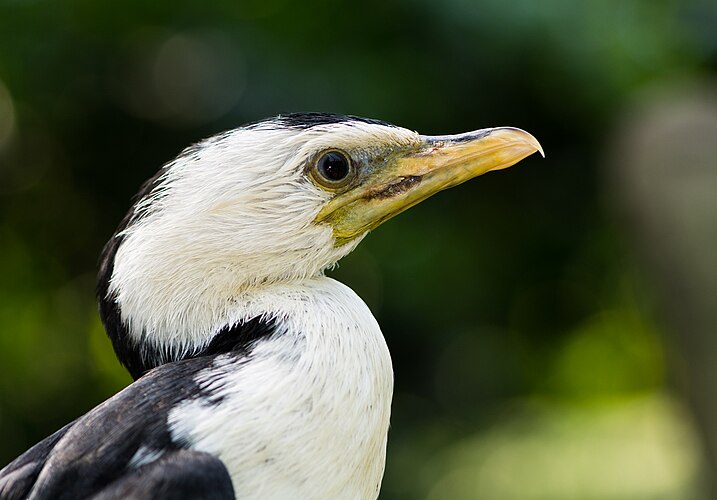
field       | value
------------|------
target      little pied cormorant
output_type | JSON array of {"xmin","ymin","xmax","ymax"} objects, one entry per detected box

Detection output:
[{"xmin": 0, "ymin": 113, "xmax": 542, "ymax": 500}]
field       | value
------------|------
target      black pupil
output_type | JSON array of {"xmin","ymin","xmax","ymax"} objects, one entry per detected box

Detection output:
[{"xmin": 318, "ymin": 152, "xmax": 349, "ymax": 181}]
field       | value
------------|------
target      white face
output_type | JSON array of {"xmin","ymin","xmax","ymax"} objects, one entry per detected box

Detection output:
[{"xmin": 108, "ymin": 117, "xmax": 421, "ymax": 352}]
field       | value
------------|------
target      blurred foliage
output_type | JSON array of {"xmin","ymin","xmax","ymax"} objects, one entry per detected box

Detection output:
[{"xmin": 1, "ymin": 0, "xmax": 716, "ymax": 498}]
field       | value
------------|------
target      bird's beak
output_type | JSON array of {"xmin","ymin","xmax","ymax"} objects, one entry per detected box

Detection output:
[{"xmin": 315, "ymin": 127, "xmax": 544, "ymax": 246}]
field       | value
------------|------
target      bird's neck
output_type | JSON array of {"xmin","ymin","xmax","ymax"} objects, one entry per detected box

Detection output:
[{"xmin": 100, "ymin": 273, "xmax": 372, "ymax": 380}]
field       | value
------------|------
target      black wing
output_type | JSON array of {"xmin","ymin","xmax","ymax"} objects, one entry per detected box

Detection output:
[
  {"xmin": 0, "ymin": 423, "xmax": 74, "ymax": 500},
  {"xmin": 0, "ymin": 356, "xmax": 235, "ymax": 500},
  {"xmin": 91, "ymin": 450, "xmax": 233, "ymax": 500}
]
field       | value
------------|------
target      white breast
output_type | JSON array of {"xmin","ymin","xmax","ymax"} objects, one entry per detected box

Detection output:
[{"xmin": 168, "ymin": 277, "xmax": 394, "ymax": 500}]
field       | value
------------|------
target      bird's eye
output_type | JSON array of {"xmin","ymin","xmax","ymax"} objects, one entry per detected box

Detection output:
[{"xmin": 312, "ymin": 150, "xmax": 354, "ymax": 189}]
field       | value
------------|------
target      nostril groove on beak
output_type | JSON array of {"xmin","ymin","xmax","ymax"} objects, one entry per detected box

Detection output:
[{"xmin": 367, "ymin": 176, "xmax": 422, "ymax": 200}]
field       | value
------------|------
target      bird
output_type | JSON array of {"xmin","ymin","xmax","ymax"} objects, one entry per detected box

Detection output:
[{"xmin": 0, "ymin": 113, "xmax": 542, "ymax": 500}]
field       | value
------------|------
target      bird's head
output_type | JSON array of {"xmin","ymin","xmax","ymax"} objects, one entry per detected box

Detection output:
[{"xmin": 99, "ymin": 113, "xmax": 542, "ymax": 377}]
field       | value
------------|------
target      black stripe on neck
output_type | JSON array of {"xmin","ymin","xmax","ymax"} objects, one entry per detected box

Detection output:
[
  {"xmin": 202, "ymin": 317, "xmax": 280, "ymax": 357},
  {"xmin": 98, "ymin": 311, "xmax": 280, "ymax": 381}
]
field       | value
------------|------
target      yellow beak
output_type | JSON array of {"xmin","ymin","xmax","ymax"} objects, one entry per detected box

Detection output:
[{"xmin": 315, "ymin": 127, "xmax": 543, "ymax": 246}]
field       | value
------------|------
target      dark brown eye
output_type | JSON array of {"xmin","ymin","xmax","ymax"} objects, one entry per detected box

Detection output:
[{"xmin": 312, "ymin": 150, "xmax": 354, "ymax": 188}]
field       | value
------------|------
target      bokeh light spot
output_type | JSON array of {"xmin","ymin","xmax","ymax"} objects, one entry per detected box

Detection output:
[
  {"xmin": 112, "ymin": 29, "xmax": 246, "ymax": 127},
  {"xmin": 0, "ymin": 79, "xmax": 16, "ymax": 150}
]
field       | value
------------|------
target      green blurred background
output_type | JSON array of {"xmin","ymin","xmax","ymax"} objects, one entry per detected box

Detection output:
[{"xmin": 2, "ymin": 1, "xmax": 717, "ymax": 498}]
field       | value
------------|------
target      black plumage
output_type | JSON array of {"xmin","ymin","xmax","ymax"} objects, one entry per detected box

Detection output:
[{"xmin": 0, "ymin": 355, "xmax": 241, "ymax": 500}]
